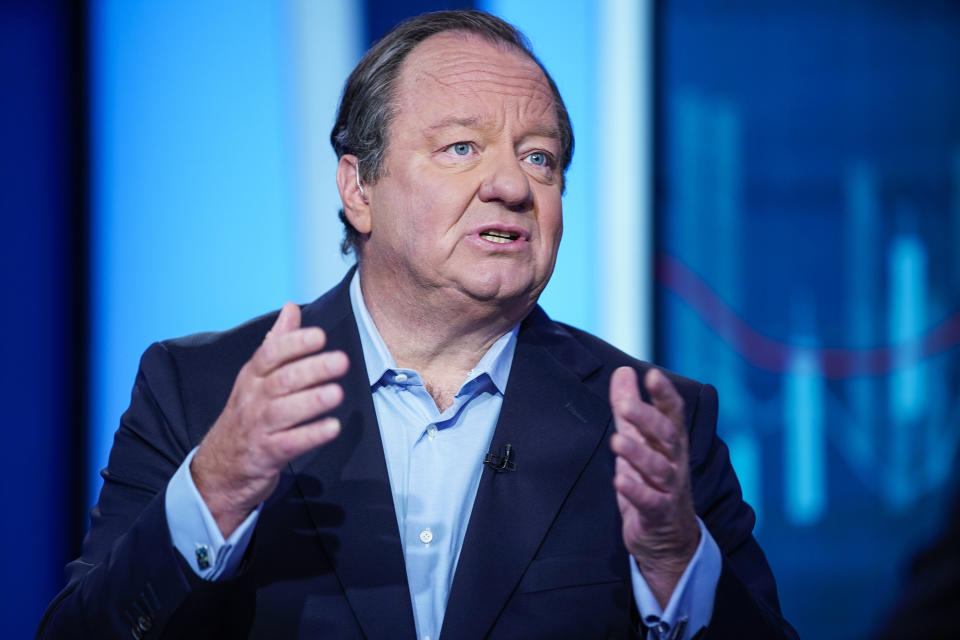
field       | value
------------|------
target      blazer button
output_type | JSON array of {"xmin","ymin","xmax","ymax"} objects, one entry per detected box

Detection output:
[{"xmin": 137, "ymin": 614, "xmax": 153, "ymax": 632}]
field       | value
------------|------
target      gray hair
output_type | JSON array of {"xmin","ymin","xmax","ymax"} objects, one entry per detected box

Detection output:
[{"xmin": 330, "ymin": 9, "xmax": 574, "ymax": 256}]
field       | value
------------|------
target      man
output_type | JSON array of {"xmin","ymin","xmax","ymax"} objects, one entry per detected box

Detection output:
[{"xmin": 39, "ymin": 10, "xmax": 796, "ymax": 639}]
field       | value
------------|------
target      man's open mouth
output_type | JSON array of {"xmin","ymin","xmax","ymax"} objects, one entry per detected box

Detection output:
[{"xmin": 479, "ymin": 229, "xmax": 521, "ymax": 244}]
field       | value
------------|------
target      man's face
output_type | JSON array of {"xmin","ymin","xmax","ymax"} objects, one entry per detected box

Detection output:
[{"xmin": 362, "ymin": 32, "xmax": 563, "ymax": 310}]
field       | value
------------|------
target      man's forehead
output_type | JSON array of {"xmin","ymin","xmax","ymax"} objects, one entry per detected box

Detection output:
[{"xmin": 400, "ymin": 32, "xmax": 550, "ymax": 96}]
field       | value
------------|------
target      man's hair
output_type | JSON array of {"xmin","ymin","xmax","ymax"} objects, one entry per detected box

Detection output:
[{"xmin": 330, "ymin": 9, "xmax": 575, "ymax": 256}]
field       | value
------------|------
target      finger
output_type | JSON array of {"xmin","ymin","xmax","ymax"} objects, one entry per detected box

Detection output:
[
  {"xmin": 610, "ymin": 366, "xmax": 642, "ymax": 416},
  {"xmin": 261, "ymin": 383, "xmax": 344, "ymax": 431},
  {"xmin": 611, "ymin": 432, "xmax": 677, "ymax": 492},
  {"xmin": 263, "ymin": 350, "xmax": 350, "ymax": 397},
  {"xmin": 628, "ymin": 400, "xmax": 682, "ymax": 461},
  {"xmin": 610, "ymin": 367, "xmax": 679, "ymax": 459},
  {"xmin": 252, "ymin": 326, "xmax": 328, "ymax": 376},
  {"xmin": 645, "ymin": 369, "xmax": 686, "ymax": 432},
  {"xmin": 614, "ymin": 456, "xmax": 671, "ymax": 518},
  {"xmin": 609, "ymin": 366, "xmax": 650, "ymax": 440},
  {"xmin": 267, "ymin": 417, "xmax": 341, "ymax": 463},
  {"xmin": 614, "ymin": 399, "xmax": 675, "ymax": 446}
]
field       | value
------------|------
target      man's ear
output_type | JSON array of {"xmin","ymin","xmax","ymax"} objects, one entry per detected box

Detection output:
[{"xmin": 336, "ymin": 155, "xmax": 372, "ymax": 234}]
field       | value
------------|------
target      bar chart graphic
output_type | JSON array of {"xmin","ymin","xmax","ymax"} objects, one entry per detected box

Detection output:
[{"xmin": 656, "ymin": 10, "xmax": 960, "ymax": 630}]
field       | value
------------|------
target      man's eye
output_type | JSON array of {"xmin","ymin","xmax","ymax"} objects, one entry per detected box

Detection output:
[
  {"xmin": 450, "ymin": 142, "xmax": 472, "ymax": 156},
  {"xmin": 525, "ymin": 151, "xmax": 552, "ymax": 167}
]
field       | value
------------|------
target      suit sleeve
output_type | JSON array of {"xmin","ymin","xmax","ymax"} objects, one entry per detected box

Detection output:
[
  {"xmin": 36, "ymin": 342, "xmax": 230, "ymax": 639},
  {"xmin": 683, "ymin": 382, "xmax": 799, "ymax": 640}
]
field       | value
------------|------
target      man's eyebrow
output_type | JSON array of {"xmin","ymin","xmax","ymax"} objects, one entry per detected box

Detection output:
[
  {"xmin": 424, "ymin": 117, "xmax": 561, "ymax": 141},
  {"xmin": 527, "ymin": 125, "xmax": 561, "ymax": 141},
  {"xmin": 425, "ymin": 116, "xmax": 483, "ymax": 132}
]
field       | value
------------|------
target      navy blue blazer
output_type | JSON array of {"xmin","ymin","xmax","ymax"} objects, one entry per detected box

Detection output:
[{"xmin": 39, "ymin": 272, "xmax": 797, "ymax": 639}]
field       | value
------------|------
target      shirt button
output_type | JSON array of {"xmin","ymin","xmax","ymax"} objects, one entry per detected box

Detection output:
[
  {"xmin": 426, "ymin": 426, "xmax": 438, "ymax": 439},
  {"xmin": 419, "ymin": 528, "xmax": 433, "ymax": 545},
  {"xmin": 395, "ymin": 373, "xmax": 408, "ymax": 382}
]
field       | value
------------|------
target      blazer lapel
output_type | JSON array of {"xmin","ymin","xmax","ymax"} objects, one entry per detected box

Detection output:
[
  {"xmin": 289, "ymin": 275, "xmax": 417, "ymax": 640},
  {"xmin": 440, "ymin": 308, "xmax": 612, "ymax": 640}
]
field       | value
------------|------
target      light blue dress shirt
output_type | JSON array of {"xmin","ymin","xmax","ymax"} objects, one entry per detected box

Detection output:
[{"xmin": 164, "ymin": 272, "xmax": 722, "ymax": 639}]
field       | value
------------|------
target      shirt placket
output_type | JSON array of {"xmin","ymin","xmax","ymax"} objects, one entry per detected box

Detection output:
[{"xmin": 401, "ymin": 379, "xmax": 461, "ymax": 640}]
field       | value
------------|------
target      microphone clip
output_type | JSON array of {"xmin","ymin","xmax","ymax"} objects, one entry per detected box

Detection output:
[{"xmin": 484, "ymin": 443, "xmax": 516, "ymax": 473}]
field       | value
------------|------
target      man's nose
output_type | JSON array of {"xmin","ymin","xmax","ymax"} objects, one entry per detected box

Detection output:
[{"xmin": 477, "ymin": 151, "xmax": 534, "ymax": 212}]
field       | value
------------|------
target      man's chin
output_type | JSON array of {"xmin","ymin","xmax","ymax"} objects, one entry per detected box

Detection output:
[{"xmin": 456, "ymin": 274, "xmax": 546, "ymax": 309}]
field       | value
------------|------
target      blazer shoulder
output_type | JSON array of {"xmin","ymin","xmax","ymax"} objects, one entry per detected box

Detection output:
[
  {"xmin": 551, "ymin": 319, "xmax": 706, "ymax": 402},
  {"xmin": 155, "ymin": 267, "xmax": 355, "ymax": 370},
  {"xmin": 158, "ymin": 308, "xmax": 281, "ymax": 370}
]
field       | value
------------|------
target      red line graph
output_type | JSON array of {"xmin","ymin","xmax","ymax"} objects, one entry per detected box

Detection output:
[{"xmin": 656, "ymin": 253, "xmax": 960, "ymax": 379}]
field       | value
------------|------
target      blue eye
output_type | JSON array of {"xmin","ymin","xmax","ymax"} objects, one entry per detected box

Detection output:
[
  {"xmin": 451, "ymin": 142, "xmax": 471, "ymax": 156},
  {"xmin": 526, "ymin": 152, "xmax": 549, "ymax": 167}
]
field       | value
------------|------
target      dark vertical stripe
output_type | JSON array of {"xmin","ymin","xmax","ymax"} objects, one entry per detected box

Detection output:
[
  {"xmin": 0, "ymin": 0, "xmax": 83, "ymax": 634},
  {"xmin": 652, "ymin": 0, "xmax": 664, "ymax": 366},
  {"xmin": 68, "ymin": 0, "xmax": 89, "ymax": 559}
]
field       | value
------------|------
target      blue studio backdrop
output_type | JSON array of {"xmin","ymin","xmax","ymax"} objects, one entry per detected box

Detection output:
[{"xmin": 3, "ymin": 2, "xmax": 958, "ymax": 639}]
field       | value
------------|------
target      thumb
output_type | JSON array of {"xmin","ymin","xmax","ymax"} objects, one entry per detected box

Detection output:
[{"xmin": 271, "ymin": 302, "xmax": 302, "ymax": 336}]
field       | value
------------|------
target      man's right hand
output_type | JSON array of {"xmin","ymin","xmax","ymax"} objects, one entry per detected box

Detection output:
[{"xmin": 191, "ymin": 302, "xmax": 349, "ymax": 537}]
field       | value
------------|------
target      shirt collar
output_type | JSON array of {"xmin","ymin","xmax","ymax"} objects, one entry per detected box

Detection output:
[{"xmin": 348, "ymin": 271, "xmax": 518, "ymax": 394}]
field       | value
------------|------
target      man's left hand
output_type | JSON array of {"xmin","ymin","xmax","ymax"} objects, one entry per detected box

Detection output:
[{"xmin": 609, "ymin": 366, "xmax": 700, "ymax": 608}]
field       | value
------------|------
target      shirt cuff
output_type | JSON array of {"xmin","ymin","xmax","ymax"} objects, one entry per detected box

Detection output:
[
  {"xmin": 165, "ymin": 446, "xmax": 262, "ymax": 580},
  {"xmin": 629, "ymin": 516, "xmax": 722, "ymax": 640}
]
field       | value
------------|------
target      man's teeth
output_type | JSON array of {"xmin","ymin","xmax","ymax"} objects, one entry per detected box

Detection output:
[{"xmin": 480, "ymin": 230, "xmax": 519, "ymax": 243}]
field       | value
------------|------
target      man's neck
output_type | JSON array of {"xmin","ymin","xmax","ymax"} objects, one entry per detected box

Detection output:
[{"xmin": 357, "ymin": 269, "xmax": 530, "ymax": 410}]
